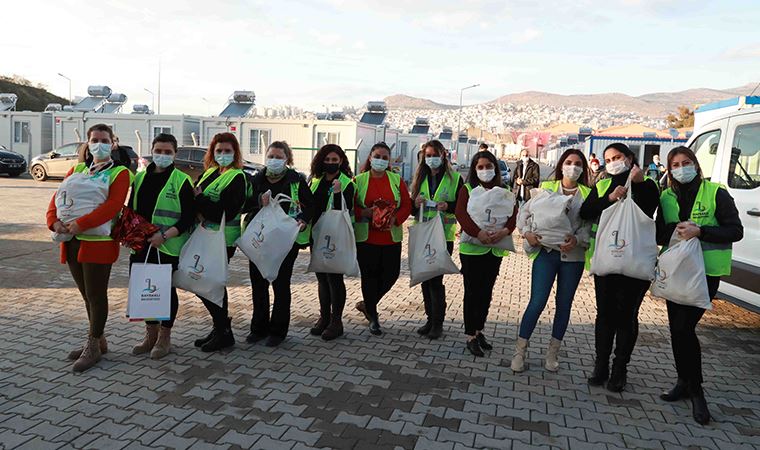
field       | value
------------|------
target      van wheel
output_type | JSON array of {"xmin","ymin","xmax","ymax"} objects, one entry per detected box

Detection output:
[{"xmin": 31, "ymin": 165, "xmax": 47, "ymax": 181}]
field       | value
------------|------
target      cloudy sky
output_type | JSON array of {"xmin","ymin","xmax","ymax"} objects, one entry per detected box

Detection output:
[{"xmin": 3, "ymin": 0, "xmax": 759, "ymax": 114}]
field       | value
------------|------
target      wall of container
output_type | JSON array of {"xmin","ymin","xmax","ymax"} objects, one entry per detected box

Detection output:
[
  {"xmin": 584, "ymin": 136, "xmax": 688, "ymax": 167},
  {"xmin": 0, "ymin": 111, "xmax": 53, "ymax": 162}
]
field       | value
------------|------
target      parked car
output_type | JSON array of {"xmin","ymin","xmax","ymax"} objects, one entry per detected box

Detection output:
[
  {"xmin": 0, "ymin": 145, "xmax": 27, "ymax": 177},
  {"xmin": 139, "ymin": 146, "xmax": 264, "ymax": 181},
  {"xmin": 686, "ymin": 106, "xmax": 760, "ymax": 312},
  {"xmin": 29, "ymin": 143, "xmax": 137, "ymax": 181}
]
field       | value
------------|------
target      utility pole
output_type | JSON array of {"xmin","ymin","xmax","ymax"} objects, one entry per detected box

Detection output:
[
  {"xmin": 157, "ymin": 58, "xmax": 162, "ymax": 114},
  {"xmin": 57, "ymin": 73, "xmax": 72, "ymax": 105},
  {"xmin": 456, "ymin": 84, "xmax": 480, "ymax": 156}
]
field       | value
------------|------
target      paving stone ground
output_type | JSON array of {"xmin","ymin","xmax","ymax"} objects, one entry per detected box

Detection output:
[{"xmin": 1, "ymin": 175, "xmax": 759, "ymax": 450}]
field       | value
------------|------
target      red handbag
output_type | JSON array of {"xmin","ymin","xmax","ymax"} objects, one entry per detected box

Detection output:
[{"xmin": 112, "ymin": 207, "xmax": 160, "ymax": 253}]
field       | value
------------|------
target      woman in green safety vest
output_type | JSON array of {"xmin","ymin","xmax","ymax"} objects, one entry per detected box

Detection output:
[
  {"xmin": 128, "ymin": 133, "xmax": 195, "ymax": 360},
  {"xmin": 512, "ymin": 149, "xmax": 592, "ymax": 373},
  {"xmin": 579, "ymin": 143, "xmax": 660, "ymax": 393},
  {"xmin": 46, "ymin": 123, "xmax": 132, "ymax": 372},
  {"xmin": 244, "ymin": 141, "xmax": 314, "ymax": 348},
  {"xmin": 655, "ymin": 146, "xmax": 743, "ymax": 425},
  {"xmin": 305, "ymin": 144, "xmax": 355, "ymax": 341},
  {"xmin": 354, "ymin": 142, "xmax": 412, "ymax": 336},
  {"xmin": 193, "ymin": 132, "xmax": 247, "ymax": 353},
  {"xmin": 455, "ymin": 150, "xmax": 517, "ymax": 357},
  {"xmin": 410, "ymin": 139, "xmax": 463, "ymax": 340}
]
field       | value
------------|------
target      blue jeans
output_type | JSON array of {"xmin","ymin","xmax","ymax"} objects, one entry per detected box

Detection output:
[{"xmin": 518, "ymin": 248, "xmax": 584, "ymax": 340}]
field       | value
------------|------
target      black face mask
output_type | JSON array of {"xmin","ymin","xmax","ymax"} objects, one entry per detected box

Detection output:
[{"xmin": 324, "ymin": 163, "xmax": 340, "ymax": 174}]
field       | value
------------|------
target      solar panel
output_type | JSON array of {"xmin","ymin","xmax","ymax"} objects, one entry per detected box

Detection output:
[
  {"xmin": 219, "ymin": 102, "xmax": 254, "ymax": 117},
  {"xmin": 411, "ymin": 125, "xmax": 430, "ymax": 134},
  {"xmin": 72, "ymin": 97, "xmax": 106, "ymax": 112},
  {"xmin": 101, "ymin": 103, "xmax": 123, "ymax": 113},
  {"xmin": 438, "ymin": 132, "xmax": 453, "ymax": 140},
  {"xmin": 360, "ymin": 112, "xmax": 386, "ymax": 125}
]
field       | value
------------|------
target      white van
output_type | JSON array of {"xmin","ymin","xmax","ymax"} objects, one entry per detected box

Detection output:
[{"xmin": 685, "ymin": 107, "xmax": 760, "ymax": 312}]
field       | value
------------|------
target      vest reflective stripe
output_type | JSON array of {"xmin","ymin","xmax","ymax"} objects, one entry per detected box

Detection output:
[
  {"xmin": 660, "ymin": 180, "xmax": 732, "ymax": 276},
  {"xmin": 417, "ymin": 171, "xmax": 461, "ymax": 242},
  {"xmin": 297, "ymin": 173, "xmax": 354, "ymax": 245},
  {"xmin": 199, "ymin": 167, "xmax": 245, "ymax": 247},
  {"xmin": 539, "ymin": 180, "xmax": 591, "ymax": 200},
  {"xmin": 132, "ymin": 168, "xmax": 192, "ymax": 256},
  {"xmin": 585, "ymin": 176, "xmax": 653, "ymax": 270},
  {"xmin": 458, "ymin": 183, "xmax": 508, "ymax": 257},
  {"xmin": 72, "ymin": 162, "xmax": 132, "ymax": 242},
  {"xmin": 354, "ymin": 171, "xmax": 402, "ymax": 243}
]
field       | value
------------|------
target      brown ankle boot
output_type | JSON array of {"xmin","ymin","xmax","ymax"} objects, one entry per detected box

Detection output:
[
  {"xmin": 72, "ymin": 336, "xmax": 102, "ymax": 372},
  {"xmin": 150, "ymin": 327, "xmax": 172, "ymax": 360},
  {"xmin": 132, "ymin": 323, "xmax": 159, "ymax": 355},
  {"xmin": 321, "ymin": 317, "xmax": 344, "ymax": 341},
  {"xmin": 68, "ymin": 335, "xmax": 107, "ymax": 360}
]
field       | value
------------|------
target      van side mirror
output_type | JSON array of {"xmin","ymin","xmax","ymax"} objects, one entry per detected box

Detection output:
[{"xmin": 50, "ymin": 152, "xmax": 58, "ymax": 159}]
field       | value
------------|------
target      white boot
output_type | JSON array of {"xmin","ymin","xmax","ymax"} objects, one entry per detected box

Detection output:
[
  {"xmin": 511, "ymin": 337, "xmax": 529, "ymax": 372},
  {"xmin": 545, "ymin": 337, "xmax": 562, "ymax": 372}
]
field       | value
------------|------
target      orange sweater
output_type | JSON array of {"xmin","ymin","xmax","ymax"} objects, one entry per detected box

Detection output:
[{"xmin": 46, "ymin": 167, "xmax": 131, "ymax": 264}]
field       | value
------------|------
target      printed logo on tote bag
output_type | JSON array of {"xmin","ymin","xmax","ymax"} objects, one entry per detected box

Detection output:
[
  {"xmin": 608, "ymin": 230, "xmax": 628, "ymax": 253},
  {"xmin": 423, "ymin": 243, "xmax": 438, "ymax": 265},
  {"xmin": 251, "ymin": 223, "xmax": 266, "ymax": 249},
  {"xmin": 485, "ymin": 208, "xmax": 498, "ymax": 224},
  {"xmin": 320, "ymin": 235, "xmax": 337, "ymax": 260},
  {"xmin": 60, "ymin": 191, "xmax": 74, "ymax": 208},
  {"xmin": 188, "ymin": 254, "xmax": 205, "ymax": 280},
  {"xmin": 140, "ymin": 278, "xmax": 161, "ymax": 301}
]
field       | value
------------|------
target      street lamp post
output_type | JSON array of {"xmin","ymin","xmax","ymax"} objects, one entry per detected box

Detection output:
[
  {"xmin": 57, "ymin": 73, "xmax": 72, "ymax": 105},
  {"xmin": 144, "ymin": 88, "xmax": 155, "ymax": 112},
  {"xmin": 456, "ymin": 83, "xmax": 480, "ymax": 157},
  {"xmin": 201, "ymin": 97, "xmax": 210, "ymax": 116}
]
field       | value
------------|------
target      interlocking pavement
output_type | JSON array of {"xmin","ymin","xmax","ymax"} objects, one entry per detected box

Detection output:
[{"xmin": 1, "ymin": 176, "xmax": 759, "ymax": 450}]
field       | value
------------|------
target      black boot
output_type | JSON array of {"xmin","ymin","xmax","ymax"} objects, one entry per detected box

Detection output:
[
  {"xmin": 310, "ymin": 316, "xmax": 329, "ymax": 336},
  {"xmin": 587, "ymin": 359, "xmax": 609, "ymax": 386},
  {"xmin": 427, "ymin": 322, "xmax": 443, "ymax": 340},
  {"xmin": 368, "ymin": 318, "xmax": 382, "ymax": 336},
  {"xmin": 194, "ymin": 328, "xmax": 215, "ymax": 348},
  {"xmin": 201, "ymin": 318, "xmax": 235, "ymax": 352},
  {"xmin": 689, "ymin": 382, "xmax": 711, "ymax": 425},
  {"xmin": 476, "ymin": 333, "xmax": 493, "ymax": 350},
  {"xmin": 606, "ymin": 363, "xmax": 627, "ymax": 393},
  {"xmin": 466, "ymin": 338, "xmax": 484, "ymax": 357},
  {"xmin": 417, "ymin": 321, "xmax": 432, "ymax": 336},
  {"xmin": 660, "ymin": 378, "xmax": 690, "ymax": 402}
]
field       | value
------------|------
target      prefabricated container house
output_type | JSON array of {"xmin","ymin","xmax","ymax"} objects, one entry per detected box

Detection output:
[
  {"xmin": 0, "ymin": 111, "xmax": 53, "ymax": 162},
  {"xmin": 583, "ymin": 135, "xmax": 688, "ymax": 167}
]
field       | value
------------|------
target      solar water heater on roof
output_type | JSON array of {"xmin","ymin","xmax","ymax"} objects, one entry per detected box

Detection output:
[
  {"xmin": 72, "ymin": 97, "xmax": 107, "ymax": 112},
  {"xmin": 0, "ymin": 93, "xmax": 18, "ymax": 111},
  {"xmin": 219, "ymin": 102, "xmax": 254, "ymax": 117},
  {"xmin": 360, "ymin": 112, "xmax": 387, "ymax": 125}
]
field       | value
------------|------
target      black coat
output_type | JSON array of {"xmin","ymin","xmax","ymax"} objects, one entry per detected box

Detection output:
[{"xmin": 512, "ymin": 159, "xmax": 541, "ymax": 201}]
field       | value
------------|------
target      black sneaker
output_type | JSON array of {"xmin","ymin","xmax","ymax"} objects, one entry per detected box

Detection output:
[
  {"xmin": 194, "ymin": 329, "xmax": 215, "ymax": 348},
  {"xmin": 417, "ymin": 321, "xmax": 432, "ymax": 336},
  {"xmin": 660, "ymin": 378, "xmax": 690, "ymax": 402},
  {"xmin": 606, "ymin": 364, "xmax": 627, "ymax": 393},
  {"xmin": 368, "ymin": 319, "xmax": 382, "ymax": 336},
  {"xmin": 587, "ymin": 360, "xmax": 609, "ymax": 386},
  {"xmin": 466, "ymin": 339, "xmax": 484, "ymax": 357},
  {"xmin": 245, "ymin": 333, "xmax": 267, "ymax": 344},
  {"xmin": 427, "ymin": 323, "xmax": 443, "ymax": 340},
  {"xmin": 476, "ymin": 333, "xmax": 493, "ymax": 350}
]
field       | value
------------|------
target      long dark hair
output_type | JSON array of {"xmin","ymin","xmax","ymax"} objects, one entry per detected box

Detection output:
[
  {"xmin": 359, "ymin": 142, "xmax": 391, "ymax": 173},
  {"xmin": 310, "ymin": 143, "xmax": 353, "ymax": 179},
  {"xmin": 603, "ymin": 142, "xmax": 639, "ymax": 167},
  {"xmin": 552, "ymin": 148, "xmax": 590, "ymax": 187},
  {"xmin": 466, "ymin": 151, "xmax": 503, "ymax": 189},
  {"xmin": 411, "ymin": 139, "xmax": 454, "ymax": 199},
  {"xmin": 666, "ymin": 146, "xmax": 703, "ymax": 191}
]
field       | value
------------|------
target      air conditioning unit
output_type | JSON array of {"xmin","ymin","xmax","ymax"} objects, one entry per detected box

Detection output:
[{"xmin": 87, "ymin": 85, "xmax": 112, "ymax": 97}]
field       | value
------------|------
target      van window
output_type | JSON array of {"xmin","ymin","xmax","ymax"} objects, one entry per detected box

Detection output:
[
  {"xmin": 728, "ymin": 123, "xmax": 760, "ymax": 190},
  {"xmin": 688, "ymin": 129, "xmax": 721, "ymax": 181}
]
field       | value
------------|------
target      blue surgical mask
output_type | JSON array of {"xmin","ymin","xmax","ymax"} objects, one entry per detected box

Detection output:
[
  {"xmin": 215, "ymin": 153, "xmax": 234, "ymax": 167},
  {"xmin": 425, "ymin": 156, "xmax": 442, "ymax": 169},
  {"xmin": 671, "ymin": 165, "xmax": 697, "ymax": 184},
  {"xmin": 370, "ymin": 157, "xmax": 389, "ymax": 171},
  {"xmin": 266, "ymin": 157, "xmax": 287, "ymax": 175},
  {"xmin": 153, "ymin": 153, "xmax": 174, "ymax": 169},
  {"xmin": 88, "ymin": 142, "xmax": 112, "ymax": 160}
]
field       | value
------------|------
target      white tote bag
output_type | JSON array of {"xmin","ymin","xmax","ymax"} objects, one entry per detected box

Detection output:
[
  {"xmin": 519, "ymin": 188, "xmax": 574, "ymax": 248},
  {"xmin": 53, "ymin": 169, "xmax": 112, "ymax": 241},
  {"xmin": 408, "ymin": 208, "xmax": 460, "ymax": 286},
  {"xmin": 650, "ymin": 236, "xmax": 712, "ymax": 310},
  {"xmin": 173, "ymin": 214, "xmax": 229, "ymax": 305},
  {"xmin": 590, "ymin": 175, "xmax": 658, "ymax": 280},
  {"xmin": 307, "ymin": 192, "xmax": 360, "ymax": 276},
  {"xmin": 127, "ymin": 247, "xmax": 173, "ymax": 321},
  {"xmin": 238, "ymin": 193, "xmax": 300, "ymax": 282},
  {"xmin": 460, "ymin": 185, "xmax": 516, "ymax": 251}
]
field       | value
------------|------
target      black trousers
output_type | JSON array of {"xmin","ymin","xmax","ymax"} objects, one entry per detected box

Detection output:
[
  {"xmin": 593, "ymin": 274, "xmax": 650, "ymax": 367},
  {"xmin": 129, "ymin": 248, "xmax": 179, "ymax": 328},
  {"xmin": 249, "ymin": 245, "xmax": 300, "ymax": 339},
  {"xmin": 460, "ymin": 251, "xmax": 503, "ymax": 336},
  {"xmin": 315, "ymin": 272, "xmax": 346, "ymax": 320},
  {"xmin": 199, "ymin": 247, "xmax": 237, "ymax": 328},
  {"xmin": 356, "ymin": 242, "xmax": 402, "ymax": 319},
  {"xmin": 667, "ymin": 276, "xmax": 720, "ymax": 385},
  {"xmin": 421, "ymin": 241, "xmax": 454, "ymax": 325}
]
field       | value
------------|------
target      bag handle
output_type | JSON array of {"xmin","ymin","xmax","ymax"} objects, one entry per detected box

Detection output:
[{"xmin": 143, "ymin": 245, "xmax": 162, "ymax": 265}]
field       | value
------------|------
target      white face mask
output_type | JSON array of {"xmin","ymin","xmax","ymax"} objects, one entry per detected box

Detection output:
[
  {"xmin": 425, "ymin": 156, "xmax": 442, "ymax": 169},
  {"xmin": 671, "ymin": 165, "xmax": 698, "ymax": 184},
  {"xmin": 266, "ymin": 157, "xmax": 287, "ymax": 175},
  {"xmin": 477, "ymin": 169, "xmax": 495, "ymax": 182},
  {"xmin": 605, "ymin": 159, "xmax": 630, "ymax": 175},
  {"xmin": 153, "ymin": 153, "xmax": 174, "ymax": 168},
  {"xmin": 521, "ymin": 156, "xmax": 529, "ymax": 164},
  {"xmin": 215, "ymin": 153, "xmax": 234, "ymax": 167},
  {"xmin": 88, "ymin": 142, "xmax": 112, "ymax": 160},
  {"xmin": 562, "ymin": 164, "xmax": 583, "ymax": 181},
  {"xmin": 370, "ymin": 157, "xmax": 389, "ymax": 171}
]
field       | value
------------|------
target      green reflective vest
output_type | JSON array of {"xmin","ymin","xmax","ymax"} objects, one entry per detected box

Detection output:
[
  {"xmin": 297, "ymin": 172, "xmax": 354, "ymax": 245},
  {"xmin": 530, "ymin": 180, "xmax": 591, "ymax": 262},
  {"xmin": 586, "ymin": 175, "xmax": 653, "ymax": 270},
  {"xmin": 198, "ymin": 167, "xmax": 245, "ymax": 247},
  {"xmin": 416, "ymin": 171, "xmax": 461, "ymax": 242},
  {"xmin": 132, "ymin": 167, "xmax": 192, "ymax": 256},
  {"xmin": 354, "ymin": 170, "xmax": 403, "ymax": 243},
  {"xmin": 72, "ymin": 162, "xmax": 132, "ymax": 242},
  {"xmin": 660, "ymin": 180, "xmax": 732, "ymax": 276},
  {"xmin": 458, "ymin": 183, "xmax": 509, "ymax": 257}
]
